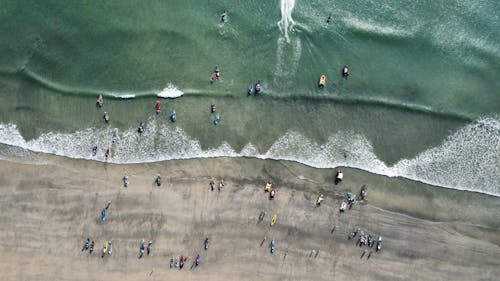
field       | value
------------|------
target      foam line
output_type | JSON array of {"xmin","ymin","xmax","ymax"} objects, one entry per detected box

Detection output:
[{"xmin": 0, "ymin": 117, "xmax": 498, "ymax": 196}]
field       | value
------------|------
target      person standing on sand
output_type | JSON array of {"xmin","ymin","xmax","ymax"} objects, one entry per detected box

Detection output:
[
  {"xmin": 335, "ymin": 169, "xmax": 343, "ymax": 185},
  {"xmin": 108, "ymin": 241, "xmax": 112, "ymax": 255},
  {"xmin": 139, "ymin": 239, "xmax": 145, "ymax": 258},
  {"xmin": 210, "ymin": 178, "xmax": 215, "ymax": 191},
  {"xmin": 147, "ymin": 241, "xmax": 152, "ymax": 255},
  {"xmin": 218, "ymin": 179, "xmax": 225, "ymax": 192}
]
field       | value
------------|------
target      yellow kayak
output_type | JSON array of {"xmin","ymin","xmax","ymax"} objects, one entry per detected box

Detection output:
[
  {"xmin": 271, "ymin": 214, "xmax": 277, "ymax": 226},
  {"xmin": 103, "ymin": 241, "xmax": 109, "ymax": 253},
  {"xmin": 265, "ymin": 181, "xmax": 272, "ymax": 192}
]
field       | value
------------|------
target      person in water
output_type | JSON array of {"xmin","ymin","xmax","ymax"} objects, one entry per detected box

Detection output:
[
  {"xmin": 342, "ymin": 65, "xmax": 349, "ymax": 78},
  {"xmin": 215, "ymin": 66, "xmax": 221, "ymax": 78},
  {"xmin": 220, "ymin": 11, "xmax": 228, "ymax": 22},
  {"xmin": 255, "ymin": 80, "xmax": 262, "ymax": 94},
  {"xmin": 97, "ymin": 95, "xmax": 103, "ymax": 108},
  {"xmin": 326, "ymin": 15, "xmax": 332, "ymax": 24}
]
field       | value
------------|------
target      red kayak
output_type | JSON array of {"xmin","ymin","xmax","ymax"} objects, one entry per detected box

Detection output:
[
  {"xmin": 210, "ymin": 73, "xmax": 217, "ymax": 84},
  {"xmin": 105, "ymin": 148, "xmax": 111, "ymax": 160},
  {"xmin": 155, "ymin": 100, "xmax": 161, "ymax": 114}
]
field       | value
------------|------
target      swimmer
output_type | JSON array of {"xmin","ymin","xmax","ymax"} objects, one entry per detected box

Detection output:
[{"xmin": 220, "ymin": 11, "xmax": 228, "ymax": 23}]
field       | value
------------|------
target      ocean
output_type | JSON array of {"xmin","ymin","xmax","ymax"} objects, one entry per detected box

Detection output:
[{"xmin": 0, "ymin": 0, "xmax": 498, "ymax": 195}]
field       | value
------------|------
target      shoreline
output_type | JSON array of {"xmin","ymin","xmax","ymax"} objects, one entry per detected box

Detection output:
[
  {"xmin": 0, "ymin": 154, "xmax": 499, "ymax": 280},
  {"xmin": 2, "ymin": 152, "xmax": 499, "ymax": 227}
]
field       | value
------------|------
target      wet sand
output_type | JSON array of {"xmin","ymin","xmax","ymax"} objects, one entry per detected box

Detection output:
[{"xmin": 0, "ymin": 155, "xmax": 498, "ymax": 281}]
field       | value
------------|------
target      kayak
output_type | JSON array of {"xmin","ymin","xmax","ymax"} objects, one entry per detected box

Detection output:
[
  {"xmin": 319, "ymin": 75, "xmax": 326, "ymax": 88},
  {"xmin": 271, "ymin": 214, "xmax": 277, "ymax": 226},
  {"xmin": 248, "ymin": 84, "xmax": 254, "ymax": 95},
  {"xmin": 101, "ymin": 208, "xmax": 107, "ymax": 221},
  {"xmin": 265, "ymin": 181, "xmax": 272, "ymax": 192},
  {"xmin": 170, "ymin": 109, "xmax": 176, "ymax": 122},
  {"xmin": 210, "ymin": 73, "xmax": 217, "ymax": 84},
  {"xmin": 214, "ymin": 112, "xmax": 220, "ymax": 125},
  {"xmin": 155, "ymin": 100, "xmax": 161, "ymax": 114}
]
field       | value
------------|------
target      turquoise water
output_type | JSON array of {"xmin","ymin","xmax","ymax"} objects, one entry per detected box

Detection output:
[{"xmin": 0, "ymin": 0, "xmax": 499, "ymax": 195}]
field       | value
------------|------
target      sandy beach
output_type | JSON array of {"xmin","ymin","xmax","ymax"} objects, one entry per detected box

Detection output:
[{"xmin": 0, "ymin": 153, "xmax": 498, "ymax": 281}]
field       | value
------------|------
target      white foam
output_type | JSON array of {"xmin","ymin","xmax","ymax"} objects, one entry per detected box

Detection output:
[
  {"xmin": 0, "ymin": 117, "xmax": 498, "ymax": 196},
  {"xmin": 391, "ymin": 117, "xmax": 500, "ymax": 195},
  {"xmin": 157, "ymin": 83, "xmax": 184, "ymax": 98},
  {"xmin": 119, "ymin": 94, "xmax": 136, "ymax": 99},
  {"xmin": 343, "ymin": 17, "xmax": 416, "ymax": 38},
  {"xmin": 277, "ymin": 0, "xmax": 297, "ymax": 43}
]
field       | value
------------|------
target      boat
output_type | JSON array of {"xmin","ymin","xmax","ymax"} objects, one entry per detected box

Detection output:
[
  {"xmin": 210, "ymin": 73, "xmax": 217, "ymax": 84},
  {"xmin": 210, "ymin": 66, "xmax": 221, "ymax": 83},
  {"xmin": 247, "ymin": 84, "xmax": 254, "ymax": 95},
  {"xmin": 271, "ymin": 214, "xmax": 277, "ymax": 226},
  {"xmin": 214, "ymin": 112, "xmax": 220, "ymax": 125},
  {"xmin": 170, "ymin": 109, "xmax": 176, "ymax": 122},
  {"xmin": 105, "ymin": 147, "xmax": 111, "ymax": 160},
  {"xmin": 318, "ymin": 75, "xmax": 326, "ymax": 89},
  {"xmin": 101, "ymin": 208, "xmax": 107, "ymax": 221},
  {"xmin": 155, "ymin": 100, "xmax": 161, "ymax": 114},
  {"xmin": 264, "ymin": 181, "xmax": 272, "ymax": 192},
  {"xmin": 376, "ymin": 236, "xmax": 382, "ymax": 251}
]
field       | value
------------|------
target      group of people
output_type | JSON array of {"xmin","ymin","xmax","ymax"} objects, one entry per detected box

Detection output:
[
  {"xmin": 82, "ymin": 238, "xmax": 112, "ymax": 258},
  {"xmin": 209, "ymin": 178, "xmax": 225, "ymax": 192},
  {"xmin": 348, "ymin": 228, "xmax": 383, "ymax": 258},
  {"xmin": 139, "ymin": 239, "xmax": 153, "ymax": 258}
]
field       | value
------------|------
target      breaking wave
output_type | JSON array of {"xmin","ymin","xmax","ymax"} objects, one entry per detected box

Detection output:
[{"xmin": 0, "ymin": 117, "xmax": 498, "ymax": 196}]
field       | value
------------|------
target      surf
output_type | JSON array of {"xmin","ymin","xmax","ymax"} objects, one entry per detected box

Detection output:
[
  {"xmin": 275, "ymin": 0, "xmax": 302, "ymax": 81},
  {"xmin": 0, "ymin": 117, "xmax": 498, "ymax": 196}
]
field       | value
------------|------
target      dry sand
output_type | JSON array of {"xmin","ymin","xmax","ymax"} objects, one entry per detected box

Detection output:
[{"xmin": 0, "ymin": 155, "xmax": 499, "ymax": 281}]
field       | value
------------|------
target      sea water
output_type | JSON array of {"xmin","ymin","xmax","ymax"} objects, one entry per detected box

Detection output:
[{"xmin": 0, "ymin": 0, "xmax": 498, "ymax": 195}]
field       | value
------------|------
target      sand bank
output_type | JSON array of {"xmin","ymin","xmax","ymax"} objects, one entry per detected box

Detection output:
[{"xmin": 0, "ymin": 154, "xmax": 498, "ymax": 281}]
